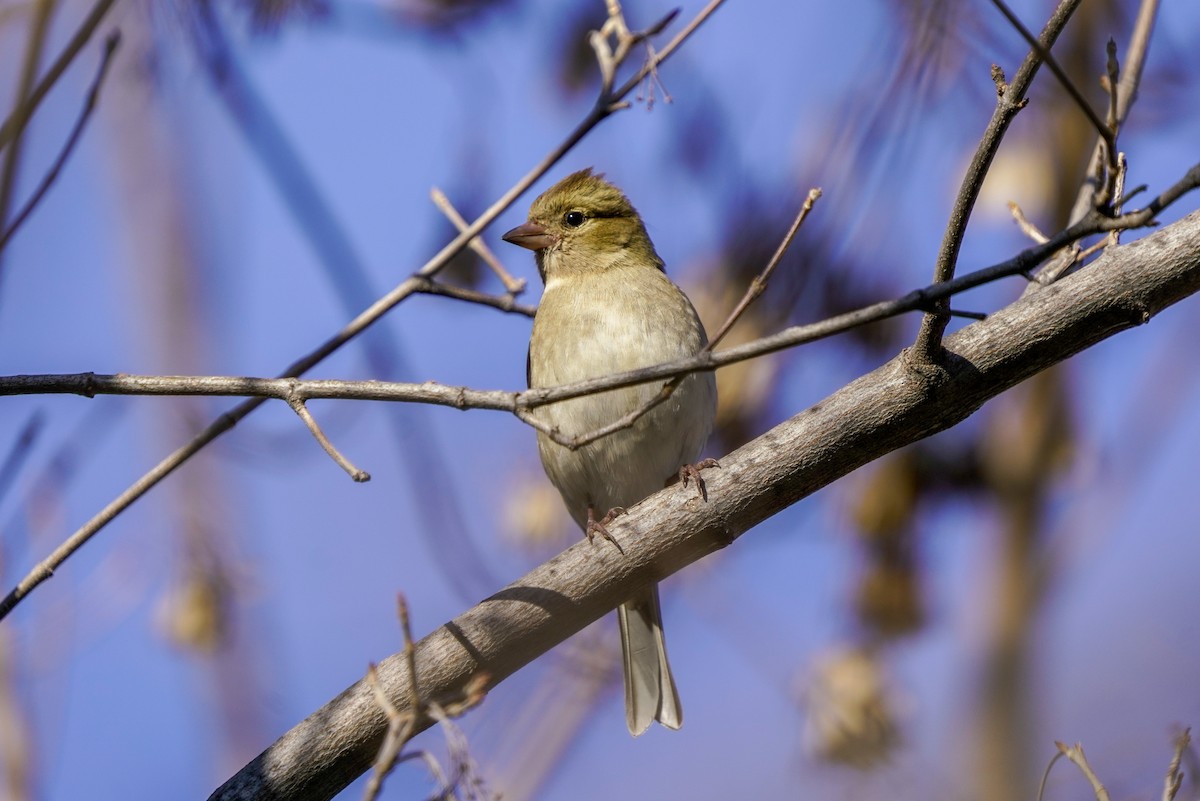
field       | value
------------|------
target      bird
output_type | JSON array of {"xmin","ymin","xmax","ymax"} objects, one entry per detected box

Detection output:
[{"xmin": 502, "ymin": 168, "xmax": 717, "ymax": 736}]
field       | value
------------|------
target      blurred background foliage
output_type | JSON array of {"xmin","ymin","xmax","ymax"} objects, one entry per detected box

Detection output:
[{"xmin": 2, "ymin": 0, "xmax": 1199, "ymax": 799}]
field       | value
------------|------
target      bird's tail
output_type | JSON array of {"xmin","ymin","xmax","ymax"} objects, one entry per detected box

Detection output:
[{"xmin": 617, "ymin": 584, "xmax": 682, "ymax": 736}]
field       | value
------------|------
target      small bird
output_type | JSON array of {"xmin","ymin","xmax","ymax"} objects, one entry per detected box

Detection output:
[{"xmin": 503, "ymin": 169, "xmax": 717, "ymax": 735}]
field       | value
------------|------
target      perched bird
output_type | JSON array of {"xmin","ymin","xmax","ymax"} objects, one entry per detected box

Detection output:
[{"xmin": 503, "ymin": 169, "xmax": 717, "ymax": 735}]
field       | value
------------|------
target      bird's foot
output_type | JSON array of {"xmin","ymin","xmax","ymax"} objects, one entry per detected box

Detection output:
[
  {"xmin": 586, "ymin": 505, "xmax": 627, "ymax": 553},
  {"xmin": 678, "ymin": 458, "xmax": 721, "ymax": 502}
]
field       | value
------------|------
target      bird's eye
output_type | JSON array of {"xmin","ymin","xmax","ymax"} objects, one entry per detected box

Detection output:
[{"xmin": 563, "ymin": 211, "xmax": 586, "ymax": 228}]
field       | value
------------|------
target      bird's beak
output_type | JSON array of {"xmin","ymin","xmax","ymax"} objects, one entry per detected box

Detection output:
[{"xmin": 502, "ymin": 221, "xmax": 556, "ymax": 251}]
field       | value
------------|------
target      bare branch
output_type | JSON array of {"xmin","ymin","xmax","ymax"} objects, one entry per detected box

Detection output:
[
  {"xmin": 0, "ymin": 0, "xmax": 58, "ymax": 285},
  {"xmin": 285, "ymin": 397, "xmax": 370, "ymax": 483},
  {"xmin": 706, "ymin": 188, "xmax": 822, "ymax": 350},
  {"xmin": 0, "ymin": 0, "xmax": 729, "ymax": 622},
  {"xmin": 1008, "ymin": 200, "xmax": 1050, "ymax": 244},
  {"xmin": 5, "ymin": 166, "xmax": 1196, "ymax": 434},
  {"xmin": 989, "ymin": 0, "xmax": 1114, "ymax": 155},
  {"xmin": 410, "ymin": 276, "xmax": 537, "ymax": 318},
  {"xmin": 1057, "ymin": 741, "xmax": 1112, "ymax": 801},
  {"xmin": 1163, "ymin": 728, "xmax": 1191, "ymax": 801},
  {"xmin": 209, "ymin": 209, "xmax": 1200, "ymax": 801},
  {"xmin": 1055, "ymin": 0, "xmax": 1160, "ymax": 268},
  {"xmin": 0, "ymin": 32, "xmax": 120, "ymax": 253},
  {"xmin": 0, "ymin": 0, "xmax": 118, "ymax": 152},
  {"xmin": 430, "ymin": 187, "xmax": 527, "ymax": 296},
  {"xmin": 912, "ymin": 0, "xmax": 1084, "ymax": 362}
]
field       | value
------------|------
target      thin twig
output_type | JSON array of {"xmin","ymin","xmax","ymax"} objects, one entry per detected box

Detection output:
[
  {"xmin": 0, "ymin": 0, "xmax": 728, "ymax": 623},
  {"xmin": 0, "ymin": 0, "xmax": 118, "ymax": 152},
  {"xmin": 1057, "ymin": 741, "xmax": 1112, "ymax": 801},
  {"xmin": 430, "ymin": 187, "xmax": 527, "ymax": 296},
  {"xmin": 1034, "ymin": 0, "xmax": 1160, "ymax": 288},
  {"xmin": 398, "ymin": 594, "xmax": 420, "ymax": 723},
  {"xmin": 912, "ymin": 0, "xmax": 1084, "ymax": 362},
  {"xmin": 411, "ymin": 275, "xmax": 537, "ymax": 318},
  {"xmin": 989, "ymin": 0, "xmax": 1114, "ymax": 155},
  {"xmin": 1008, "ymin": 201, "xmax": 1050, "ymax": 244},
  {"xmin": 285, "ymin": 397, "xmax": 370, "ymax": 482},
  {"xmin": 363, "ymin": 594, "xmax": 490, "ymax": 801},
  {"xmin": 363, "ymin": 593, "xmax": 422, "ymax": 801},
  {"xmin": 1163, "ymin": 728, "xmax": 1191, "ymax": 801},
  {"xmin": 7, "ymin": 166, "xmax": 1197, "ymax": 454},
  {"xmin": 0, "ymin": 0, "xmax": 58, "ymax": 283},
  {"xmin": 1104, "ymin": 152, "xmax": 1128, "ymax": 250},
  {"xmin": 518, "ymin": 377, "xmax": 682, "ymax": 450},
  {"xmin": 705, "ymin": 188, "xmax": 822, "ymax": 351},
  {"xmin": 0, "ymin": 32, "xmax": 121, "ymax": 253},
  {"xmin": 1038, "ymin": 750, "xmax": 1066, "ymax": 801},
  {"xmin": 1059, "ymin": 0, "xmax": 1160, "ymax": 241},
  {"xmin": 1104, "ymin": 38, "xmax": 1120, "ymax": 134},
  {"xmin": 363, "ymin": 663, "xmax": 413, "ymax": 801}
]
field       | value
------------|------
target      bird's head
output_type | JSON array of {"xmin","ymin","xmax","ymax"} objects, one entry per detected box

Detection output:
[{"xmin": 502, "ymin": 168, "xmax": 663, "ymax": 283}]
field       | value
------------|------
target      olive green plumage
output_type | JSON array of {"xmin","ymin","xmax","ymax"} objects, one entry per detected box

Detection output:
[{"xmin": 503, "ymin": 169, "xmax": 717, "ymax": 736}]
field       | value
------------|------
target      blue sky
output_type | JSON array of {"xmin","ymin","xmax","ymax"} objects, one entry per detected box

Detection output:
[{"xmin": 2, "ymin": 0, "xmax": 1200, "ymax": 799}]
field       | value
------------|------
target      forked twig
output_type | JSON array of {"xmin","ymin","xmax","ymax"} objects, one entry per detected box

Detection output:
[
  {"xmin": 706, "ymin": 188, "xmax": 822, "ymax": 351},
  {"xmin": 989, "ymin": 0, "xmax": 1114, "ymax": 159},
  {"xmin": 0, "ymin": 0, "xmax": 118, "ymax": 151},
  {"xmin": 590, "ymin": 0, "xmax": 680, "ymax": 109},
  {"xmin": 285, "ymin": 397, "xmax": 370, "ymax": 482},
  {"xmin": 0, "ymin": 33, "xmax": 121, "ymax": 253},
  {"xmin": 1057, "ymin": 741, "xmax": 1112, "ymax": 801},
  {"xmin": 1163, "ymin": 728, "xmax": 1190, "ymax": 801},
  {"xmin": 913, "ymin": 0, "xmax": 1085, "ymax": 361},
  {"xmin": 1040, "ymin": 0, "xmax": 1161, "ymax": 286},
  {"xmin": 431, "ymin": 187, "xmax": 527, "ymax": 296},
  {"xmin": 364, "ymin": 594, "xmax": 490, "ymax": 801}
]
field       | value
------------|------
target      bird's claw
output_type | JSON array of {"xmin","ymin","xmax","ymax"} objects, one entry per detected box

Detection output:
[
  {"xmin": 679, "ymin": 458, "xmax": 720, "ymax": 502},
  {"xmin": 586, "ymin": 506, "xmax": 627, "ymax": 553}
]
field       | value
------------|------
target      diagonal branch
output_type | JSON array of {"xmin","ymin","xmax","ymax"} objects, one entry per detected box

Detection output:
[
  {"xmin": 0, "ymin": 0, "xmax": 58, "ymax": 290},
  {"xmin": 1063, "ymin": 0, "xmax": 1160, "ymax": 231},
  {"xmin": 0, "ymin": 0, "xmax": 729, "ymax": 622},
  {"xmin": 0, "ymin": 0, "xmax": 118, "ymax": 152},
  {"xmin": 208, "ymin": 208, "xmax": 1200, "ymax": 801},
  {"xmin": 988, "ymin": 0, "xmax": 1112, "ymax": 154},
  {"xmin": 0, "ymin": 32, "xmax": 120, "ymax": 253},
  {"xmin": 912, "ymin": 0, "xmax": 1084, "ymax": 363}
]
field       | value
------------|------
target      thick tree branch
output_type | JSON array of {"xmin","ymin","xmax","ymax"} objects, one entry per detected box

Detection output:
[{"xmin": 211, "ymin": 211, "xmax": 1200, "ymax": 801}]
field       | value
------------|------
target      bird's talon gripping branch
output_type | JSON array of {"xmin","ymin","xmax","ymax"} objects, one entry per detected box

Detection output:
[
  {"xmin": 679, "ymin": 458, "xmax": 720, "ymax": 502},
  {"xmin": 586, "ymin": 505, "xmax": 627, "ymax": 553}
]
